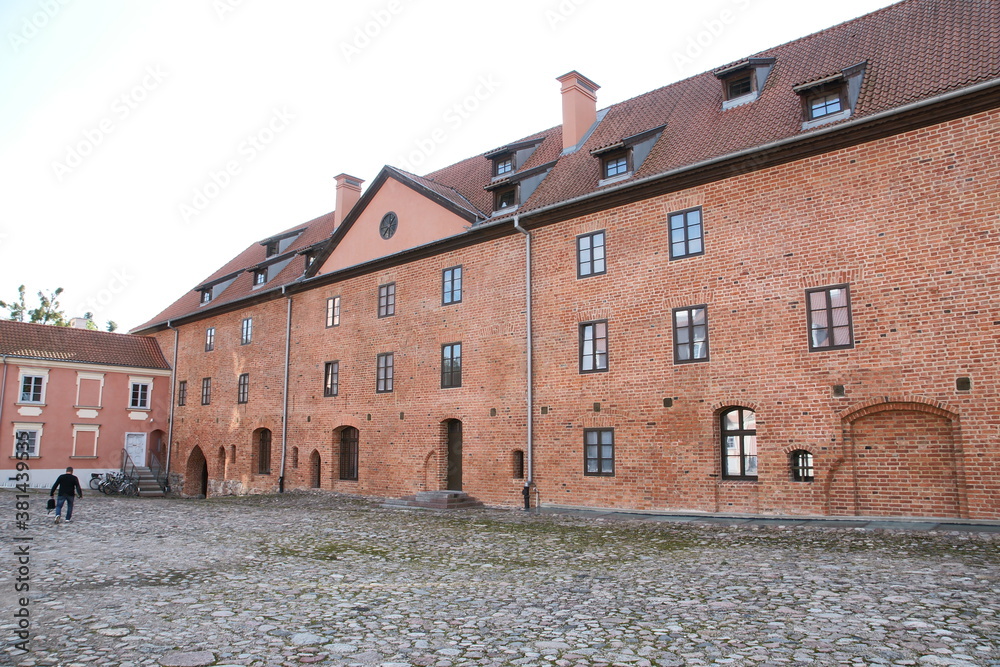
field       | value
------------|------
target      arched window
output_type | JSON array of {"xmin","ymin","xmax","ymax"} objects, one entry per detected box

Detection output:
[
  {"xmin": 339, "ymin": 427, "xmax": 358, "ymax": 481},
  {"xmin": 790, "ymin": 450, "xmax": 814, "ymax": 482},
  {"xmin": 257, "ymin": 429, "xmax": 272, "ymax": 475},
  {"xmin": 721, "ymin": 407, "xmax": 757, "ymax": 480}
]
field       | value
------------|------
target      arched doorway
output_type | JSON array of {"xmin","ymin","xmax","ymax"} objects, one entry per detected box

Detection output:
[
  {"xmin": 310, "ymin": 450, "xmax": 321, "ymax": 488},
  {"xmin": 445, "ymin": 420, "xmax": 462, "ymax": 491},
  {"xmin": 185, "ymin": 446, "xmax": 209, "ymax": 497}
]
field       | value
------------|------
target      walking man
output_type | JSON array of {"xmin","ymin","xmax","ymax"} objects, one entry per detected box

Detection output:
[{"xmin": 50, "ymin": 466, "xmax": 83, "ymax": 524}]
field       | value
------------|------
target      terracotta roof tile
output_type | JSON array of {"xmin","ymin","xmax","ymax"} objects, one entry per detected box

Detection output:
[
  {"xmin": 134, "ymin": 210, "xmax": 339, "ymax": 331},
  {"xmin": 0, "ymin": 320, "xmax": 170, "ymax": 369},
  {"xmin": 140, "ymin": 0, "xmax": 999, "ymax": 331}
]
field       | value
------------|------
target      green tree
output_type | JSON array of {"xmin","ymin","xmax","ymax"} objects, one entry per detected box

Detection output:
[{"xmin": 0, "ymin": 285, "xmax": 69, "ymax": 326}]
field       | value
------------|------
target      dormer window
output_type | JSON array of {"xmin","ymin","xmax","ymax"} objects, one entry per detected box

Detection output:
[
  {"xmin": 200, "ymin": 290, "xmax": 212, "ymax": 304},
  {"xmin": 486, "ymin": 138, "xmax": 543, "ymax": 180},
  {"xmin": 591, "ymin": 125, "xmax": 664, "ymax": 187},
  {"xmin": 265, "ymin": 241, "xmax": 278, "ymax": 257},
  {"xmin": 794, "ymin": 62, "xmax": 866, "ymax": 130},
  {"xmin": 808, "ymin": 89, "xmax": 844, "ymax": 119},
  {"xmin": 495, "ymin": 157, "xmax": 513, "ymax": 176},
  {"xmin": 494, "ymin": 186, "xmax": 518, "ymax": 211},
  {"xmin": 253, "ymin": 269, "xmax": 267, "ymax": 286},
  {"xmin": 726, "ymin": 74, "xmax": 752, "ymax": 100},
  {"xmin": 714, "ymin": 57, "xmax": 775, "ymax": 110},
  {"xmin": 603, "ymin": 152, "xmax": 629, "ymax": 179}
]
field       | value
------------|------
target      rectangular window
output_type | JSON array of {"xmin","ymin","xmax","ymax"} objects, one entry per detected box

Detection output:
[
  {"xmin": 237, "ymin": 373, "xmax": 249, "ymax": 404},
  {"xmin": 807, "ymin": 285, "xmax": 853, "ymax": 350},
  {"xmin": 20, "ymin": 375, "xmax": 44, "ymax": 403},
  {"xmin": 14, "ymin": 428, "xmax": 39, "ymax": 457},
  {"xmin": 376, "ymin": 353, "xmax": 394, "ymax": 393},
  {"xmin": 727, "ymin": 74, "xmax": 753, "ymax": 99},
  {"xmin": 205, "ymin": 327, "xmax": 215, "ymax": 352},
  {"xmin": 129, "ymin": 382, "xmax": 150, "ymax": 409},
  {"xmin": 254, "ymin": 269, "xmax": 267, "ymax": 285},
  {"xmin": 241, "ymin": 317, "xmax": 253, "ymax": 345},
  {"xmin": 441, "ymin": 343, "xmax": 462, "ymax": 388},
  {"xmin": 442, "ymin": 266, "xmax": 463, "ymax": 305},
  {"xmin": 495, "ymin": 156, "xmax": 513, "ymax": 176},
  {"xmin": 672, "ymin": 306, "xmax": 710, "ymax": 363},
  {"xmin": 577, "ymin": 230, "xmax": 606, "ymax": 278},
  {"xmin": 495, "ymin": 186, "xmax": 517, "ymax": 211},
  {"xmin": 177, "ymin": 380, "xmax": 187, "ymax": 406},
  {"xmin": 378, "ymin": 283, "xmax": 396, "ymax": 318},
  {"xmin": 584, "ymin": 428, "xmax": 615, "ymax": 476},
  {"xmin": 326, "ymin": 296, "xmax": 341, "ymax": 327},
  {"xmin": 603, "ymin": 154, "xmax": 629, "ymax": 178},
  {"xmin": 579, "ymin": 321, "xmax": 609, "ymax": 373},
  {"xmin": 201, "ymin": 377, "xmax": 212, "ymax": 405},
  {"xmin": 669, "ymin": 207, "xmax": 704, "ymax": 259},
  {"xmin": 809, "ymin": 91, "xmax": 844, "ymax": 119},
  {"xmin": 324, "ymin": 361, "xmax": 340, "ymax": 397}
]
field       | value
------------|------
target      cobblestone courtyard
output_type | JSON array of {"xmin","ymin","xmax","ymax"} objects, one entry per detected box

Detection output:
[{"xmin": 2, "ymin": 492, "xmax": 999, "ymax": 666}]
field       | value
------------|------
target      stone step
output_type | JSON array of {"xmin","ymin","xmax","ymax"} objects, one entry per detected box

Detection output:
[{"xmin": 384, "ymin": 490, "xmax": 484, "ymax": 511}]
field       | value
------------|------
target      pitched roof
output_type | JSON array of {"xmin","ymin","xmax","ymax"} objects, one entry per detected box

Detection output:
[
  {"xmin": 133, "ymin": 210, "xmax": 339, "ymax": 331},
  {"xmin": 137, "ymin": 0, "xmax": 1000, "ymax": 332},
  {"xmin": 0, "ymin": 320, "xmax": 170, "ymax": 370},
  {"xmin": 417, "ymin": 0, "xmax": 999, "ymax": 217}
]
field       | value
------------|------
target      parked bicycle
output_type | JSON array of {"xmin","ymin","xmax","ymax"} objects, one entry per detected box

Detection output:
[{"xmin": 95, "ymin": 471, "xmax": 139, "ymax": 496}]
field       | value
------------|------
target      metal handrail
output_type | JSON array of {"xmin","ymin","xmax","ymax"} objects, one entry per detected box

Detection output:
[
  {"xmin": 120, "ymin": 448, "xmax": 139, "ymax": 482},
  {"xmin": 148, "ymin": 451, "xmax": 168, "ymax": 491}
]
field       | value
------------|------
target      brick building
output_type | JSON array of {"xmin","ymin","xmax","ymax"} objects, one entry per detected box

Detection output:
[
  {"xmin": 0, "ymin": 320, "xmax": 171, "ymax": 488},
  {"xmin": 134, "ymin": 0, "xmax": 1000, "ymax": 519}
]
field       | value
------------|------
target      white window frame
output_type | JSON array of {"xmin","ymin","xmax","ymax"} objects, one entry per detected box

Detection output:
[
  {"xmin": 12, "ymin": 423, "xmax": 43, "ymax": 457},
  {"xmin": 75, "ymin": 371, "xmax": 105, "ymax": 408},
  {"xmin": 129, "ymin": 376, "xmax": 153, "ymax": 410},
  {"xmin": 72, "ymin": 424, "xmax": 101, "ymax": 458},
  {"xmin": 18, "ymin": 367, "xmax": 49, "ymax": 404}
]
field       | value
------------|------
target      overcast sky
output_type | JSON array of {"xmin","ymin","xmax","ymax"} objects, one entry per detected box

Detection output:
[{"xmin": 0, "ymin": 0, "xmax": 899, "ymax": 331}]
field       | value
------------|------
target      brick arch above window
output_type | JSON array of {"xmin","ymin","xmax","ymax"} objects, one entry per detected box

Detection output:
[
  {"xmin": 838, "ymin": 396, "xmax": 958, "ymax": 424},
  {"xmin": 711, "ymin": 399, "xmax": 761, "ymax": 415}
]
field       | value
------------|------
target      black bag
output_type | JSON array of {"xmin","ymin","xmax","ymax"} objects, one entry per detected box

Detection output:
[{"xmin": 47, "ymin": 498, "xmax": 55, "ymax": 511}]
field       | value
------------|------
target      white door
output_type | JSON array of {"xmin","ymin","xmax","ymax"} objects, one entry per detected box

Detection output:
[{"xmin": 125, "ymin": 433, "xmax": 147, "ymax": 466}]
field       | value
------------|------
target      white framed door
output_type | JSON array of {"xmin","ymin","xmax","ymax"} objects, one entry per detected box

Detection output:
[{"xmin": 125, "ymin": 432, "xmax": 147, "ymax": 466}]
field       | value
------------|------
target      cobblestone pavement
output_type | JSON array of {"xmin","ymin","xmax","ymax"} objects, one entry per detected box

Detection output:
[{"xmin": 2, "ymin": 492, "xmax": 999, "ymax": 667}]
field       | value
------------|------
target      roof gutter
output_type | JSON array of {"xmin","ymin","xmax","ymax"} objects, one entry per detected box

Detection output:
[
  {"xmin": 482, "ymin": 77, "xmax": 1000, "ymax": 230},
  {"xmin": 513, "ymin": 215, "xmax": 534, "ymax": 509},
  {"xmin": 165, "ymin": 321, "xmax": 178, "ymax": 492}
]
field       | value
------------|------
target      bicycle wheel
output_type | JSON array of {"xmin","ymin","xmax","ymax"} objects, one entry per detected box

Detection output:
[
  {"xmin": 89, "ymin": 476, "xmax": 102, "ymax": 490},
  {"xmin": 123, "ymin": 481, "xmax": 139, "ymax": 496},
  {"xmin": 99, "ymin": 480, "xmax": 112, "ymax": 495}
]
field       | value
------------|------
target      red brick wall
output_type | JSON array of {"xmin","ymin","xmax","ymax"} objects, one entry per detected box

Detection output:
[
  {"xmin": 156, "ymin": 107, "xmax": 1000, "ymax": 519},
  {"xmin": 527, "ymin": 108, "xmax": 999, "ymax": 519}
]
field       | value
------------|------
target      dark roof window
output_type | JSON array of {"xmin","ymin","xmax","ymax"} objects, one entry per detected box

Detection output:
[
  {"xmin": 794, "ymin": 62, "xmax": 867, "ymax": 130},
  {"xmin": 714, "ymin": 57, "xmax": 775, "ymax": 110}
]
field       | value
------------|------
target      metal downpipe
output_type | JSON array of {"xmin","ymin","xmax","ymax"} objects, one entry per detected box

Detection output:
[{"xmin": 513, "ymin": 215, "xmax": 534, "ymax": 509}]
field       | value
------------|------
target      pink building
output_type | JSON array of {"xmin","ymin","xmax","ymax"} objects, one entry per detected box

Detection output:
[{"xmin": 0, "ymin": 320, "xmax": 171, "ymax": 489}]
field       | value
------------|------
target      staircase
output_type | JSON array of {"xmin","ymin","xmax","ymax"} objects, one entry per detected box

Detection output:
[
  {"xmin": 383, "ymin": 490, "xmax": 484, "ymax": 510},
  {"xmin": 133, "ymin": 466, "xmax": 165, "ymax": 497}
]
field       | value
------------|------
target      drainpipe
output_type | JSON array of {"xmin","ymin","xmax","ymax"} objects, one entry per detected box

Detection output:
[
  {"xmin": 278, "ymin": 287, "xmax": 292, "ymax": 493},
  {"xmin": 0, "ymin": 355, "xmax": 8, "ymax": 459},
  {"xmin": 165, "ymin": 322, "xmax": 178, "ymax": 492},
  {"xmin": 513, "ymin": 216, "xmax": 534, "ymax": 510}
]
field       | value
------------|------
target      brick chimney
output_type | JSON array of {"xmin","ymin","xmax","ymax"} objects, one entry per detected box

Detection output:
[
  {"xmin": 557, "ymin": 71, "xmax": 600, "ymax": 151},
  {"xmin": 333, "ymin": 173, "xmax": 364, "ymax": 228}
]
